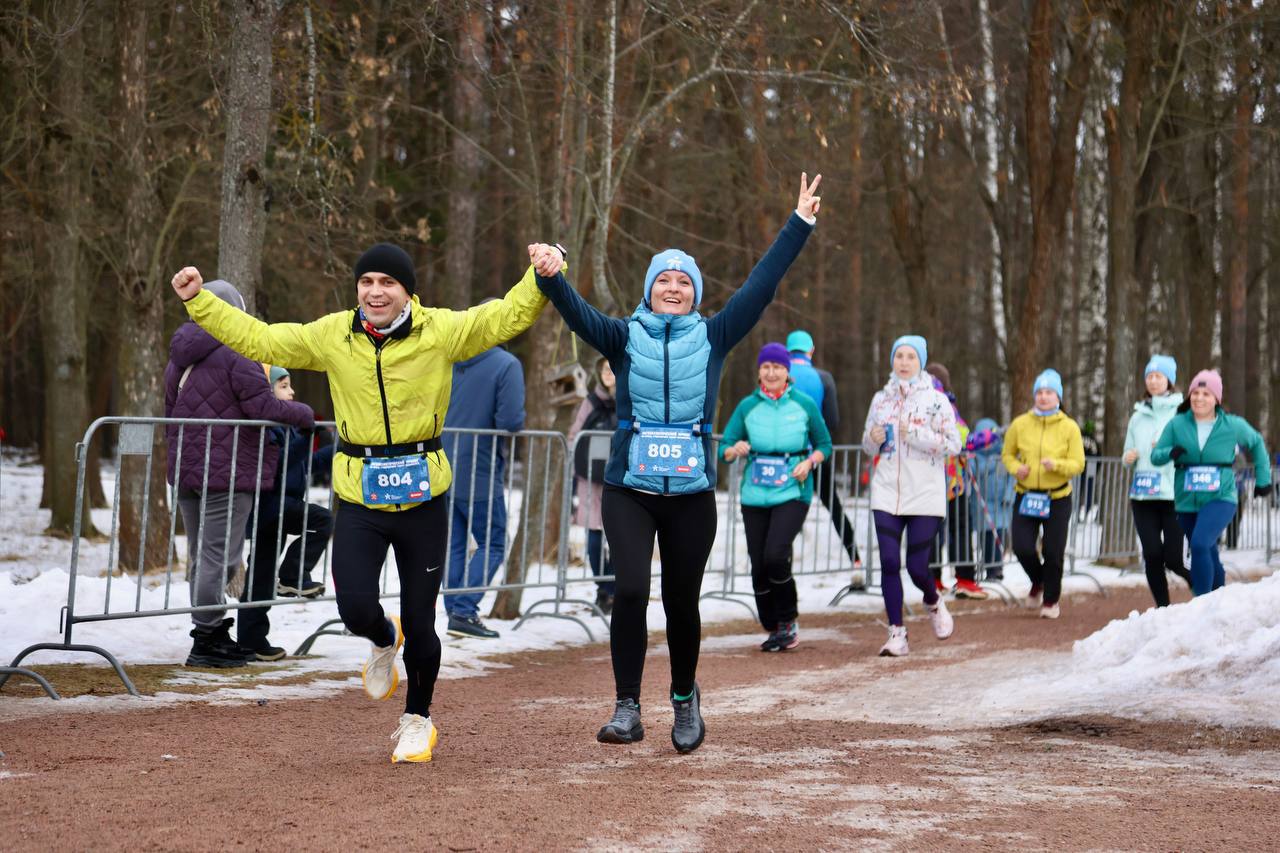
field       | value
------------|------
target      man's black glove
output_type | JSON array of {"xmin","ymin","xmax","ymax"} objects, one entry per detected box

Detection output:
[
  {"xmin": 1169, "ymin": 446, "xmax": 1188, "ymax": 461},
  {"xmin": 1255, "ymin": 483, "xmax": 1272, "ymax": 498}
]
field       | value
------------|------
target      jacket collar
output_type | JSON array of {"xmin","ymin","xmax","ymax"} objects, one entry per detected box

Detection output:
[
  {"xmin": 350, "ymin": 303, "xmax": 415, "ymax": 342},
  {"xmin": 630, "ymin": 302, "xmax": 702, "ymax": 335}
]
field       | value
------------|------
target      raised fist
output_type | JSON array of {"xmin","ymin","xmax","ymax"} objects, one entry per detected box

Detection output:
[{"xmin": 171, "ymin": 267, "xmax": 204, "ymax": 301}]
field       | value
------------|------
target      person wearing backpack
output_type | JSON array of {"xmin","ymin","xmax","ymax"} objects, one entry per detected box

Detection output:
[{"xmin": 568, "ymin": 358, "xmax": 619, "ymax": 613}]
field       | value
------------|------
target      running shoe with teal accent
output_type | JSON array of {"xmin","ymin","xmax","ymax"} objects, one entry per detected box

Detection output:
[
  {"xmin": 770, "ymin": 620, "xmax": 799, "ymax": 651},
  {"xmin": 362, "ymin": 614, "xmax": 403, "ymax": 700},
  {"xmin": 596, "ymin": 698, "xmax": 644, "ymax": 744},
  {"xmin": 671, "ymin": 683, "xmax": 705, "ymax": 754}
]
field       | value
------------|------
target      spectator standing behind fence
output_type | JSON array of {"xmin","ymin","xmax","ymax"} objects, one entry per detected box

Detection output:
[
  {"xmin": 568, "ymin": 357, "xmax": 619, "ymax": 615},
  {"xmin": 926, "ymin": 363, "xmax": 983, "ymax": 599},
  {"xmin": 164, "ymin": 280, "xmax": 315, "ymax": 668},
  {"xmin": 1150, "ymin": 369, "xmax": 1272, "ymax": 596},
  {"xmin": 239, "ymin": 366, "xmax": 335, "ymax": 661},
  {"xmin": 966, "ymin": 418, "xmax": 1013, "ymax": 582},
  {"xmin": 1079, "ymin": 420, "xmax": 1101, "ymax": 519},
  {"xmin": 1122, "ymin": 356, "xmax": 1191, "ymax": 607},
  {"xmin": 532, "ymin": 173, "xmax": 820, "ymax": 755},
  {"xmin": 721, "ymin": 343, "xmax": 832, "ymax": 653},
  {"xmin": 786, "ymin": 329, "xmax": 862, "ymax": 571},
  {"xmin": 861, "ymin": 335, "xmax": 959, "ymax": 657},
  {"xmin": 441, "ymin": 340, "xmax": 526, "ymax": 640},
  {"xmin": 171, "ymin": 241, "xmax": 547, "ymax": 765},
  {"xmin": 1002, "ymin": 369, "xmax": 1084, "ymax": 619}
]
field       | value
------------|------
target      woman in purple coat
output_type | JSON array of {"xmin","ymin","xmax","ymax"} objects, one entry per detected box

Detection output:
[{"xmin": 164, "ymin": 279, "xmax": 315, "ymax": 667}]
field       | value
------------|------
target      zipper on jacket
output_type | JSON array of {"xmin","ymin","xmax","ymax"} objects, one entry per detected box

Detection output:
[
  {"xmin": 375, "ymin": 345, "xmax": 393, "ymax": 446},
  {"xmin": 663, "ymin": 322, "xmax": 671, "ymax": 494}
]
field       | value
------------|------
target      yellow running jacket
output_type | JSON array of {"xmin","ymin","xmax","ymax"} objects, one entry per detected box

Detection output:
[
  {"xmin": 1001, "ymin": 409, "xmax": 1085, "ymax": 499},
  {"xmin": 183, "ymin": 266, "xmax": 547, "ymax": 510}
]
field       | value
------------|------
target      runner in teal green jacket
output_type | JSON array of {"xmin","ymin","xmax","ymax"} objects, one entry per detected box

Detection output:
[
  {"xmin": 720, "ymin": 343, "xmax": 832, "ymax": 652},
  {"xmin": 1150, "ymin": 369, "xmax": 1272, "ymax": 596}
]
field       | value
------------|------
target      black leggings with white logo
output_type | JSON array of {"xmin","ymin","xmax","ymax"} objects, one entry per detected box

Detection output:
[{"xmin": 332, "ymin": 498, "xmax": 446, "ymax": 717}]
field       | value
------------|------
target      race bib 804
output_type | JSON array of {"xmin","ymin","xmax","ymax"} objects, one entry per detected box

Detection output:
[{"xmin": 362, "ymin": 454, "xmax": 430, "ymax": 505}]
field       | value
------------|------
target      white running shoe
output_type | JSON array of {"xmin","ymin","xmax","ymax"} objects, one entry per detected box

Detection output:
[
  {"xmin": 928, "ymin": 598, "xmax": 954, "ymax": 640},
  {"xmin": 879, "ymin": 625, "xmax": 909, "ymax": 657},
  {"xmin": 362, "ymin": 614, "xmax": 403, "ymax": 701},
  {"xmin": 391, "ymin": 713, "xmax": 438, "ymax": 764},
  {"xmin": 1039, "ymin": 603, "xmax": 1061, "ymax": 620}
]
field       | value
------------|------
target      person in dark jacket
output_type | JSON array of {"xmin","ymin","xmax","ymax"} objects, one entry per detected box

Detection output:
[
  {"xmin": 441, "ymin": 341, "xmax": 526, "ymax": 639},
  {"xmin": 786, "ymin": 330, "xmax": 862, "ymax": 572},
  {"xmin": 241, "ymin": 366, "xmax": 335, "ymax": 659},
  {"xmin": 529, "ymin": 172, "xmax": 820, "ymax": 755},
  {"xmin": 164, "ymin": 279, "xmax": 314, "ymax": 667},
  {"xmin": 568, "ymin": 358, "xmax": 619, "ymax": 613}
]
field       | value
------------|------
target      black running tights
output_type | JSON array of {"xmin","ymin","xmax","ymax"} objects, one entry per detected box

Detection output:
[
  {"xmin": 332, "ymin": 498, "xmax": 445, "ymax": 717},
  {"xmin": 601, "ymin": 485, "xmax": 717, "ymax": 702}
]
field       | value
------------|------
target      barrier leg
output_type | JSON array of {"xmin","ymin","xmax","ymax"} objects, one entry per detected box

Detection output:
[
  {"xmin": 291, "ymin": 618, "xmax": 353, "ymax": 656},
  {"xmin": 512, "ymin": 598, "xmax": 596, "ymax": 642},
  {"xmin": 0, "ymin": 643, "xmax": 139, "ymax": 697},
  {"xmin": 0, "ymin": 667, "xmax": 61, "ymax": 700}
]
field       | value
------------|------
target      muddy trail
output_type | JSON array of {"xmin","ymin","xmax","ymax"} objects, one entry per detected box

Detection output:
[{"xmin": 3, "ymin": 583, "xmax": 1278, "ymax": 851}]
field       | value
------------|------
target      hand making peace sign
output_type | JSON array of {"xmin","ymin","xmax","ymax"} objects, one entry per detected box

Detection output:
[{"xmin": 797, "ymin": 172, "xmax": 822, "ymax": 219}]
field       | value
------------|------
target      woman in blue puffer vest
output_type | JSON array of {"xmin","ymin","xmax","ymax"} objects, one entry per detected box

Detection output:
[
  {"xmin": 720, "ymin": 343, "xmax": 832, "ymax": 654},
  {"xmin": 529, "ymin": 173, "xmax": 821, "ymax": 755}
]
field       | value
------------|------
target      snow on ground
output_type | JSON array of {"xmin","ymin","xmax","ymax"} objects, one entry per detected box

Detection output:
[{"xmin": 2, "ymin": 451, "xmax": 1278, "ymax": 727}]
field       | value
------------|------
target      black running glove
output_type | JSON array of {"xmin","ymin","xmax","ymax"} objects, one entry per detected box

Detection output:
[
  {"xmin": 1255, "ymin": 483, "xmax": 1272, "ymax": 498},
  {"xmin": 1169, "ymin": 446, "xmax": 1188, "ymax": 461}
]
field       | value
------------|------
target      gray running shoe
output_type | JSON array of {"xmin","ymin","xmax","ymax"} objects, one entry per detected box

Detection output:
[
  {"xmin": 596, "ymin": 698, "xmax": 644, "ymax": 744},
  {"xmin": 671, "ymin": 683, "xmax": 705, "ymax": 754}
]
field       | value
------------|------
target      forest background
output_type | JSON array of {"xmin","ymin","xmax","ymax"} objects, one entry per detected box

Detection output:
[{"xmin": 2, "ymin": 1, "xmax": 1278, "ymax": 581}]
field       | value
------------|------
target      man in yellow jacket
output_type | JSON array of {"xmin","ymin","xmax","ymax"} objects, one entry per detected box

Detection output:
[
  {"xmin": 1001, "ymin": 368, "xmax": 1085, "ymax": 619},
  {"xmin": 171, "ymin": 241, "xmax": 557, "ymax": 763}
]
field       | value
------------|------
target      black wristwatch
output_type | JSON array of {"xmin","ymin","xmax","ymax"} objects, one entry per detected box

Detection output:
[{"xmin": 553, "ymin": 243, "xmax": 568, "ymax": 261}]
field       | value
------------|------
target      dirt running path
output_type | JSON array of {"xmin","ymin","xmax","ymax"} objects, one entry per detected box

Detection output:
[{"xmin": 3, "ymin": 584, "xmax": 1279, "ymax": 851}]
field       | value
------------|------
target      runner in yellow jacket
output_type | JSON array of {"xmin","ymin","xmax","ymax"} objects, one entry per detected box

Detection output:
[{"xmin": 171, "ymin": 242, "xmax": 551, "ymax": 763}]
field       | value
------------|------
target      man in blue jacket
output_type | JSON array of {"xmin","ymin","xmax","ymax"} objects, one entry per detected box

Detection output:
[
  {"xmin": 441, "ymin": 339, "xmax": 526, "ymax": 638},
  {"xmin": 787, "ymin": 329, "xmax": 861, "ymax": 571}
]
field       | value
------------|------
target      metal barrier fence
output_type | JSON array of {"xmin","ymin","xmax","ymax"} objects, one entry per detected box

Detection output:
[
  {"xmin": 5, "ymin": 419, "xmax": 1277, "ymax": 699},
  {"xmin": 1, "ymin": 417, "xmax": 573, "ymax": 697}
]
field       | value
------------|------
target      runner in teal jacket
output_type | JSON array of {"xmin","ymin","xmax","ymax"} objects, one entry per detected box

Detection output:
[
  {"xmin": 1150, "ymin": 369, "xmax": 1272, "ymax": 595},
  {"xmin": 720, "ymin": 343, "xmax": 832, "ymax": 652}
]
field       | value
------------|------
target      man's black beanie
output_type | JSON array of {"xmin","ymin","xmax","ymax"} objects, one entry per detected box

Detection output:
[{"xmin": 354, "ymin": 243, "xmax": 416, "ymax": 296}]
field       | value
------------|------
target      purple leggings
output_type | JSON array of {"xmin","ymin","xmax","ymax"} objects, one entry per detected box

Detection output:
[{"xmin": 874, "ymin": 510, "xmax": 942, "ymax": 626}]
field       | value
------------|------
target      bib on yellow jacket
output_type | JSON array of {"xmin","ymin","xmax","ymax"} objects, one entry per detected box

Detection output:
[
  {"xmin": 183, "ymin": 266, "xmax": 548, "ymax": 511},
  {"xmin": 1001, "ymin": 409, "xmax": 1085, "ymax": 498}
]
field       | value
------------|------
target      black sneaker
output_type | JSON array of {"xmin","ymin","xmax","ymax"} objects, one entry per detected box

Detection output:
[
  {"xmin": 277, "ymin": 577, "xmax": 326, "ymax": 599},
  {"xmin": 185, "ymin": 627, "xmax": 250, "ymax": 668},
  {"xmin": 595, "ymin": 590, "xmax": 614, "ymax": 615},
  {"xmin": 760, "ymin": 629, "xmax": 781, "ymax": 652},
  {"xmin": 246, "ymin": 644, "xmax": 287, "ymax": 662},
  {"xmin": 770, "ymin": 620, "xmax": 798, "ymax": 652},
  {"xmin": 447, "ymin": 614, "xmax": 499, "ymax": 639},
  {"xmin": 671, "ymin": 683, "xmax": 705, "ymax": 754},
  {"xmin": 596, "ymin": 698, "xmax": 644, "ymax": 743}
]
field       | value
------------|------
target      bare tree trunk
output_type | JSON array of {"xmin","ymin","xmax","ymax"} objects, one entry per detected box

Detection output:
[
  {"xmin": 217, "ymin": 0, "xmax": 281, "ymax": 311},
  {"xmin": 37, "ymin": 4, "xmax": 98, "ymax": 537},
  {"xmin": 1012, "ymin": 0, "xmax": 1095, "ymax": 416},
  {"xmin": 845, "ymin": 79, "xmax": 865, "ymax": 441},
  {"xmin": 115, "ymin": 0, "xmax": 170, "ymax": 572},
  {"xmin": 876, "ymin": 104, "xmax": 934, "ymax": 337},
  {"xmin": 444, "ymin": 3, "xmax": 489, "ymax": 310},
  {"xmin": 1224, "ymin": 11, "xmax": 1253, "ymax": 410},
  {"xmin": 1102, "ymin": 0, "xmax": 1154, "ymax": 456}
]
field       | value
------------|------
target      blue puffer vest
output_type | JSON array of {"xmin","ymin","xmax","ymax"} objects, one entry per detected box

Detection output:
[{"xmin": 621, "ymin": 306, "xmax": 711, "ymax": 493}]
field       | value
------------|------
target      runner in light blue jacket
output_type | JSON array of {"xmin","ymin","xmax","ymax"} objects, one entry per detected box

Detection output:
[{"xmin": 1122, "ymin": 355, "xmax": 1191, "ymax": 606}]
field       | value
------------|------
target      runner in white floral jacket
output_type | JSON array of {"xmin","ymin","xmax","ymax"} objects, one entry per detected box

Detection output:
[{"xmin": 860, "ymin": 335, "xmax": 962, "ymax": 656}]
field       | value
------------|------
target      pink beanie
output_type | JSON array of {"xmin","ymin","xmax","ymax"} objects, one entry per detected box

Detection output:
[{"xmin": 1188, "ymin": 369, "xmax": 1223, "ymax": 404}]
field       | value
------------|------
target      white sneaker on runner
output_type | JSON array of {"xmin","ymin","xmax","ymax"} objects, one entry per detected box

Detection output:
[
  {"xmin": 879, "ymin": 625, "xmax": 909, "ymax": 657},
  {"xmin": 391, "ymin": 713, "xmax": 438, "ymax": 764},
  {"xmin": 1039, "ymin": 603, "xmax": 1061, "ymax": 620},
  {"xmin": 928, "ymin": 598, "xmax": 954, "ymax": 640},
  {"xmin": 362, "ymin": 614, "xmax": 403, "ymax": 701}
]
